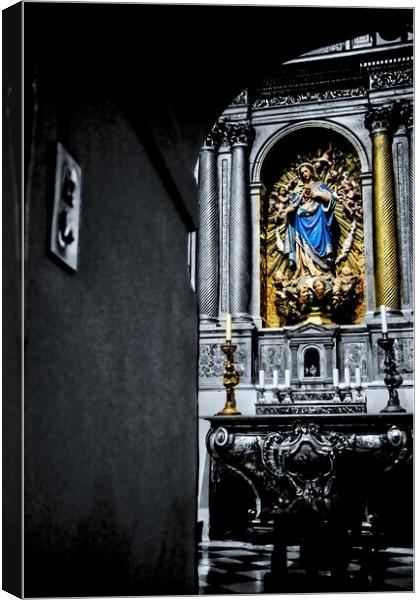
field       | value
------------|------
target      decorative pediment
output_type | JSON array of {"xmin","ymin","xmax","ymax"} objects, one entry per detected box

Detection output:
[
  {"xmin": 287, "ymin": 321, "xmax": 338, "ymax": 348},
  {"xmin": 287, "ymin": 322, "xmax": 337, "ymax": 337}
]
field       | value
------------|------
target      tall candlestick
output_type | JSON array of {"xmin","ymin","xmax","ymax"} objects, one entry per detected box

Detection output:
[
  {"xmin": 226, "ymin": 313, "xmax": 232, "ymax": 341},
  {"xmin": 259, "ymin": 370, "xmax": 265, "ymax": 388},
  {"xmin": 285, "ymin": 369, "xmax": 290, "ymax": 388},
  {"xmin": 272, "ymin": 369, "xmax": 278, "ymax": 388},
  {"xmin": 333, "ymin": 368, "xmax": 339, "ymax": 387},
  {"xmin": 218, "ymin": 339, "xmax": 241, "ymax": 415},
  {"xmin": 380, "ymin": 305, "xmax": 388, "ymax": 335},
  {"xmin": 355, "ymin": 367, "xmax": 361, "ymax": 387},
  {"xmin": 344, "ymin": 367, "xmax": 351, "ymax": 387}
]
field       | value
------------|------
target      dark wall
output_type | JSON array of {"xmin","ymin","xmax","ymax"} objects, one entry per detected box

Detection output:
[
  {"xmin": 2, "ymin": 3, "xmax": 22, "ymax": 597},
  {"xmin": 16, "ymin": 3, "xmax": 413, "ymax": 598},
  {"xmin": 24, "ymin": 9, "xmax": 198, "ymax": 596}
]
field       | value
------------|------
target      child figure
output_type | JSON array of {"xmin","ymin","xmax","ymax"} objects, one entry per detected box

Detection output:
[
  {"xmin": 270, "ymin": 177, "xmax": 298, "ymax": 221},
  {"xmin": 313, "ymin": 142, "xmax": 333, "ymax": 170}
]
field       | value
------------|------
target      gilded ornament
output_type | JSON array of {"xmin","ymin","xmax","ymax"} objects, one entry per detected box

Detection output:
[{"xmin": 261, "ymin": 138, "xmax": 365, "ymax": 327}]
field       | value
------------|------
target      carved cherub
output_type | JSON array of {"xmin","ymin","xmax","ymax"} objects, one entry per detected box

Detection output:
[
  {"xmin": 339, "ymin": 175, "xmax": 363, "ymax": 219},
  {"xmin": 297, "ymin": 284, "xmax": 311, "ymax": 311},
  {"xmin": 331, "ymin": 266, "xmax": 361, "ymax": 322},
  {"xmin": 312, "ymin": 278, "xmax": 327, "ymax": 300},
  {"xmin": 270, "ymin": 178, "xmax": 299, "ymax": 220},
  {"xmin": 313, "ymin": 142, "xmax": 333, "ymax": 170},
  {"xmin": 273, "ymin": 272, "xmax": 303, "ymax": 324},
  {"xmin": 311, "ymin": 278, "xmax": 332, "ymax": 310},
  {"xmin": 335, "ymin": 266, "xmax": 359, "ymax": 293}
]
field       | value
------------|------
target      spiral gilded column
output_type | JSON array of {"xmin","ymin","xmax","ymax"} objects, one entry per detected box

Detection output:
[
  {"xmin": 228, "ymin": 122, "xmax": 255, "ymax": 320},
  {"xmin": 197, "ymin": 129, "xmax": 220, "ymax": 322},
  {"xmin": 365, "ymin": 104, "xmax": 400, "ymax": 310}
]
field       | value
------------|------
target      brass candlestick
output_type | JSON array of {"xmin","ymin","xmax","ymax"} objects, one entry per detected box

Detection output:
[
  {"xmin": 378, "ymin": 334, "xmax": 406, "ymax": 413},
  {"xmin": 217, "ymin": 340, "xmax": 241, "ymax": 416}
]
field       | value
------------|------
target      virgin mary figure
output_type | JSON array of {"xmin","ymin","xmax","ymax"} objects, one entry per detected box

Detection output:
[{"xmin": 283, "ymin": 162, "xmax": 337, "ymax": 281}]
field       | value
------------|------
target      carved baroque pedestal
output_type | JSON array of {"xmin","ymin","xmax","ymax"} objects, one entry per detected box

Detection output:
[{"xmin": 205, "ymin": 414, "xmax": 412, "ymax": 543}]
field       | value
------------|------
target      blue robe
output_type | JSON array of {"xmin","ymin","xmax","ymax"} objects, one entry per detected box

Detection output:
[{"xmin": 285, "ymin": 183, "xmax": 336, "ymax": 272}]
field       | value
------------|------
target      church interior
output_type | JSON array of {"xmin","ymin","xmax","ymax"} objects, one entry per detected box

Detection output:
[
  {"xmin": 3, "ymin": 3, "xmax": 413, "ymax": 597},
  {"xmin": 197, "ymin": 19, "xmax": 414, "ymax": 594}
]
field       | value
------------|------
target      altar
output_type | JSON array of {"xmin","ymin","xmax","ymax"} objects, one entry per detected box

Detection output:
[{"xmin": 205, "ymin": 413, "xmax": 413, "ymax": 547}]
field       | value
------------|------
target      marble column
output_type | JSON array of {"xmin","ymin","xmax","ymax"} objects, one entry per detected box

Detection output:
[
  {"xmin": 217, "ymin": 131, "xmax": 232, "ymax": 317},
  {"xmin": 365, "ymin": 103, "xmax": 400, "ymax": 311},
  {"xmin": 392, "ymin": 102, "xmax": 412, "ymax": 311},
  {"xmin": 228, "ymin": 122, "xmax": 255, "ymax": 320},
  {"xmin": 250, "ymin": 181, "xmax": 267, "ymax": 327},
  {"xmin": 197, "ymin": 129, "xmax": 220, "ymax": 322},
  {"xmin": 401, "ymin": 101, "xmax": 414, "ymax": 290}
]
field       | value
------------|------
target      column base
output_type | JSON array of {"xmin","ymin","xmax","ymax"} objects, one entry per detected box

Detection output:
[
  {"xmin": 365, "ymin": 308, "xmax": 411, "ymax": 328},
  {"xmin": 200, "ymin": 315, "xmax": 219, "ymax": 324},
  {"xmin": 232, "ymin": 313, "xmax": 253, "ymax": 322}
]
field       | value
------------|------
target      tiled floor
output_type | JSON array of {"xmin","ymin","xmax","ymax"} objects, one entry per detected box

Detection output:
[{"xmin": 198, "ymin": 541, "xmax": 413, "ymax": 594}]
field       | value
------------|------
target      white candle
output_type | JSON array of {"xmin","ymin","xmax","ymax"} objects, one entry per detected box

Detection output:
[
  {"xmin": 272, "ymin": 369, "xmax": 278, "ymax": 388},
  {"xmin": 355, "ymin": 367, "xmax": 361, "ymax": 387},
  {"xmin": 333, "ymin": 368, "xmax": 339, "ymax": 387},
  {"xmin": 344, "ymin": 367, "xmax": 351, "ymax": 387},
  {"xmin": 226, "ymin": 313, "xmax": 232, "ymax": 341},
  {"xmin": 259, "ymin": 370, "xmax": 265, "ymax": 388},
  {"xmin": 285, "ymin": 369, "xmax": 290, "ymax": 388},
  {"xmin": 380, "ymin": 305, "xmax": 388, "ymax": 334}
]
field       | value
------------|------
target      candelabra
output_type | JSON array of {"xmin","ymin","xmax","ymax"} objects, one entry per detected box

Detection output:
[
  {"xmin": 343, "ymin": 384, "xmax": 353, "ymax": 403},
  {"xmin": 332, "ymin": 385, "xmax": 341, "ymax": 403},
  {"xmin": 217, "ymin": 340, "xmax": 241, "ymax": 415},
  {"xmin": 255, "ymin": 385, "xmax": 266, "ymax": 404},
  {"xmin": 354, "ymin": 382, "xmax": 366, "ymax": 404},
  {"xmin": 282, "ymin": 386, "xmax": 293, "ymax": 404},
  {"xmin": 378, "ymin": 334, "xmax": 406, "ymax": 413}
]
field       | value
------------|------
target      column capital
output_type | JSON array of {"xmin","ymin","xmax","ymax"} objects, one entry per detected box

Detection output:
[
  {"xmin": 399, "ymin": 100, "xmax": 413, "ymax": 131},
  {"xmin": 202, "ymin": 125, "xmax": 222, "ymax": 150},
  {"xmin": 229, "ymin": 122, "xmax": 255, "ymax": 147},
  {"xmin": 364, "ymin": 103, "xmax": 398, "ymax": 136},
  {"xmin": 216, "ymin": 120, "xmax": 255, "ymax": 148}
]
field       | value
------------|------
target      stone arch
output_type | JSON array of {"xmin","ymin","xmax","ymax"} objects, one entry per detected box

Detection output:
[
  {"xmin": 297, "ymin": 344, "xmax": 326, "ymax": 380},
  {"xmin": 251, "ymin": 119, "xmax": 370, "ymax": 184}
]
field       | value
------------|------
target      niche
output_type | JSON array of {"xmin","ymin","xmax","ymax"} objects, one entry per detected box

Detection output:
[{"xmin": 303, "ymin": 347, "xmax": 321, "ymax": 378}]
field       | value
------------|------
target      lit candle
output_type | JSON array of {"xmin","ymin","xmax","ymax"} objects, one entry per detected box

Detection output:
[
  {"xmin": 344, "ymin": 367, "xmax": 351, "ymax": 387},
  {"xmin": 259, "ymin": 370, "xmax": 265, "ymax": 388},
  {"xmin": 355, "ymin": 367, "xmax": 361, "ymax": 387},
  {"xmin": 285, "ymin": 369, "xmax": 290, "ymax": 388},
  {"xmin": 272, "ymin": 369, "xmax": 278, "ymax": 388},
  {"xmin": 380, "ymin": 305, "xmax": 388, "ymax": 335},
  {"xmin": 226, "ymin": 313, "xmax": 232, "ymax": 341},
  {"xmin": 333, "ymin": 368, "xmax": 339, "ymax": 387}
]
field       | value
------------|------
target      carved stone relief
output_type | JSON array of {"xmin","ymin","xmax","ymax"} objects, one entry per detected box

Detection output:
[
  {"xmin": 378, "ymin": 337, "xmax": 413, "ymax": 375},
  {"xmin": 199, "ymin": 343, "xmax": 247, "ymax": 379},
  {"xmin": 343, "ymin": 342, "xmax": 368, "ymax": 377},
  {"xmin": 229, "ymin": 89, "xmax": 248, "ymax": 106},
  {"xmin": 369, "ymin": 66, "xmax": 413, "ymax": 90},
  {"xmin": 259, "ymin": 344, "xmax": 284, "ymax": 377},
  {"xmin": 256, "ymin": 405, "xmax": 366, "ymax": 415},
  {"xmin": 252, "ymin": 87, "xmax": 365, "ymax": 109}
]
